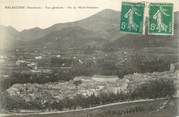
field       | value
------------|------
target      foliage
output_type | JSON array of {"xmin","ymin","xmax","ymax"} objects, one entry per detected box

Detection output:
[
  {"xmin": 130, "ymin": 79, "xmax": 176, "ymax": 99},
  {"xmin": 2, "ymin": 78, "xmax": 176, "ymax": 111}
]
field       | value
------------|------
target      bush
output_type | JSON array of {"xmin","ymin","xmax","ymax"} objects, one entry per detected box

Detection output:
[{"xmin": 130, "ymin": 79, "xmax": 176, "ymax": 99}]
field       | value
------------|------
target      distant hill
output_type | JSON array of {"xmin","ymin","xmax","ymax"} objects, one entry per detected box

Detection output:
[
  {"xmin": 0, "ymin": 10, "xmax": 179, "ymax": 50},
  {"xmin": 19, "ymin": 9, "xmax": 122, "ymax": 42},
  {"xmin": 27, "ymin": 26, "xmax": 107, "ymax": 49},
  {"xmin": 20, "ymin": 27, "xmax": 44, "ymax": 41},
  {"xmin": 0, "ymin": 25, "xmax": 21, "ymax": 50},
  {"xmin": 18, "ymin": 9, "xmax": 124, "ymax": 50},
  {"xmin": 104, "ymin": 11, "xmax": 179, "ymax": 50},
  {"xmin": 104, "ymin": 34, "xmax": 177, "ymax": 50}
]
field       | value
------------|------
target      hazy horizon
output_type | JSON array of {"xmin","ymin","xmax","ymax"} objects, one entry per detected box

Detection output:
[
  {"xmin": 0, "ymin": 0, "xmax": 179, "ymax": 31},
  {"xmin": 0, "ymin": 9, "xmax": 120, "ymax": 32}
]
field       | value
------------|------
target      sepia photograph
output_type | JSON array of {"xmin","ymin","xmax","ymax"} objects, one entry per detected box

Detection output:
[{"xmin": 0, "ymin": 0, "xmax": 179, "ymax": 117}]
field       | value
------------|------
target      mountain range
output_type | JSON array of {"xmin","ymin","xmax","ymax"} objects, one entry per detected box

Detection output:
[{"xmin": 0, "ymin": 9, "xmax": 179, "ymax": 50}]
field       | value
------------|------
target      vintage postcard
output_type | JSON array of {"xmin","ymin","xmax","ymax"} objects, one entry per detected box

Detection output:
[{"xmin": 0, "ymin": 0, "xmax": 179, "ymax": 117}]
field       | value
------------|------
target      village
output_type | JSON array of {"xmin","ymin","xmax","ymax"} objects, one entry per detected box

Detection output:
[{"xmin": 1, "ymin": 69, "xmax": 174, "ymax": 112}]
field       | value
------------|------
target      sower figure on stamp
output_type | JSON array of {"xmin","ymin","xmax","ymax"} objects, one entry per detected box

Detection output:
[
  {"xmin": 124, "ymin": 7, "xmax": 140, "ymax": 31},
  {"xmin": 153, "ymin": 6, "xmax": 169, "ymax": 32}
]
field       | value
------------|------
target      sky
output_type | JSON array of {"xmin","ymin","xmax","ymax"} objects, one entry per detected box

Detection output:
[{"xmin": 0, "ymin": 0, "xmax": 179, "ymax": 31}]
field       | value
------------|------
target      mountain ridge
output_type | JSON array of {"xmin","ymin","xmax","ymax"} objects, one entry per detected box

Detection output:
[{"xmin": 0, "ymin": 9, "xmax": 178, "ymax": 50}]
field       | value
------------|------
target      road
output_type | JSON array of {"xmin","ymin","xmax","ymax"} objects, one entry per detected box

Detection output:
[{"xmin": 1, "ymin": 98, "xmax": 177, "ymax": 117}]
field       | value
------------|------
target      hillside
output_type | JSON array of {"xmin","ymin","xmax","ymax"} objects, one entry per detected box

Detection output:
[
  {"xmin": 104, "ymin": 12, "xmax": 179, "ymax": 50},
  {"xmin": 0, "ymin": 26, "xmax": 21, "ymax": 50},
  {"xmin": 18, "ymin": 9, "xmax": 121, "ymax": 41},
  {"xmin": 2, "ymin": 71, "xmax": 176, "ymax": 112},
  {"xmin": 0, "ymin": 10, "xmax": 179, "ymax": 50},
  {"xmin": 27, "ymin": 26, "xmax": 107, "ymax": 49}
]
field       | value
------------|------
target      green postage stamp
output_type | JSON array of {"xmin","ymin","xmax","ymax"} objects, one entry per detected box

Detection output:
[
  {"xmin": 120, "ymin": 2, "xmax": 145, "ymax": 34},
  {"xmin": 148, "ymin": 3, "xmax": 174, "ymax": 35}
]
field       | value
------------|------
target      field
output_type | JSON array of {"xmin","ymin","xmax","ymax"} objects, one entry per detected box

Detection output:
[{"xmin": 2, "ymin": 98, "xmax": 177, "ymax": 117}]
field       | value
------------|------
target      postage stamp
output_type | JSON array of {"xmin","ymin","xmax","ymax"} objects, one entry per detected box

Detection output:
[
  {"xmin": 148, "ymin": 3, "xmax": 174, "ymax": 35},
  {"xmin": 120, "ymin": 2, "xmax": 145, "ymax": 34}
]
